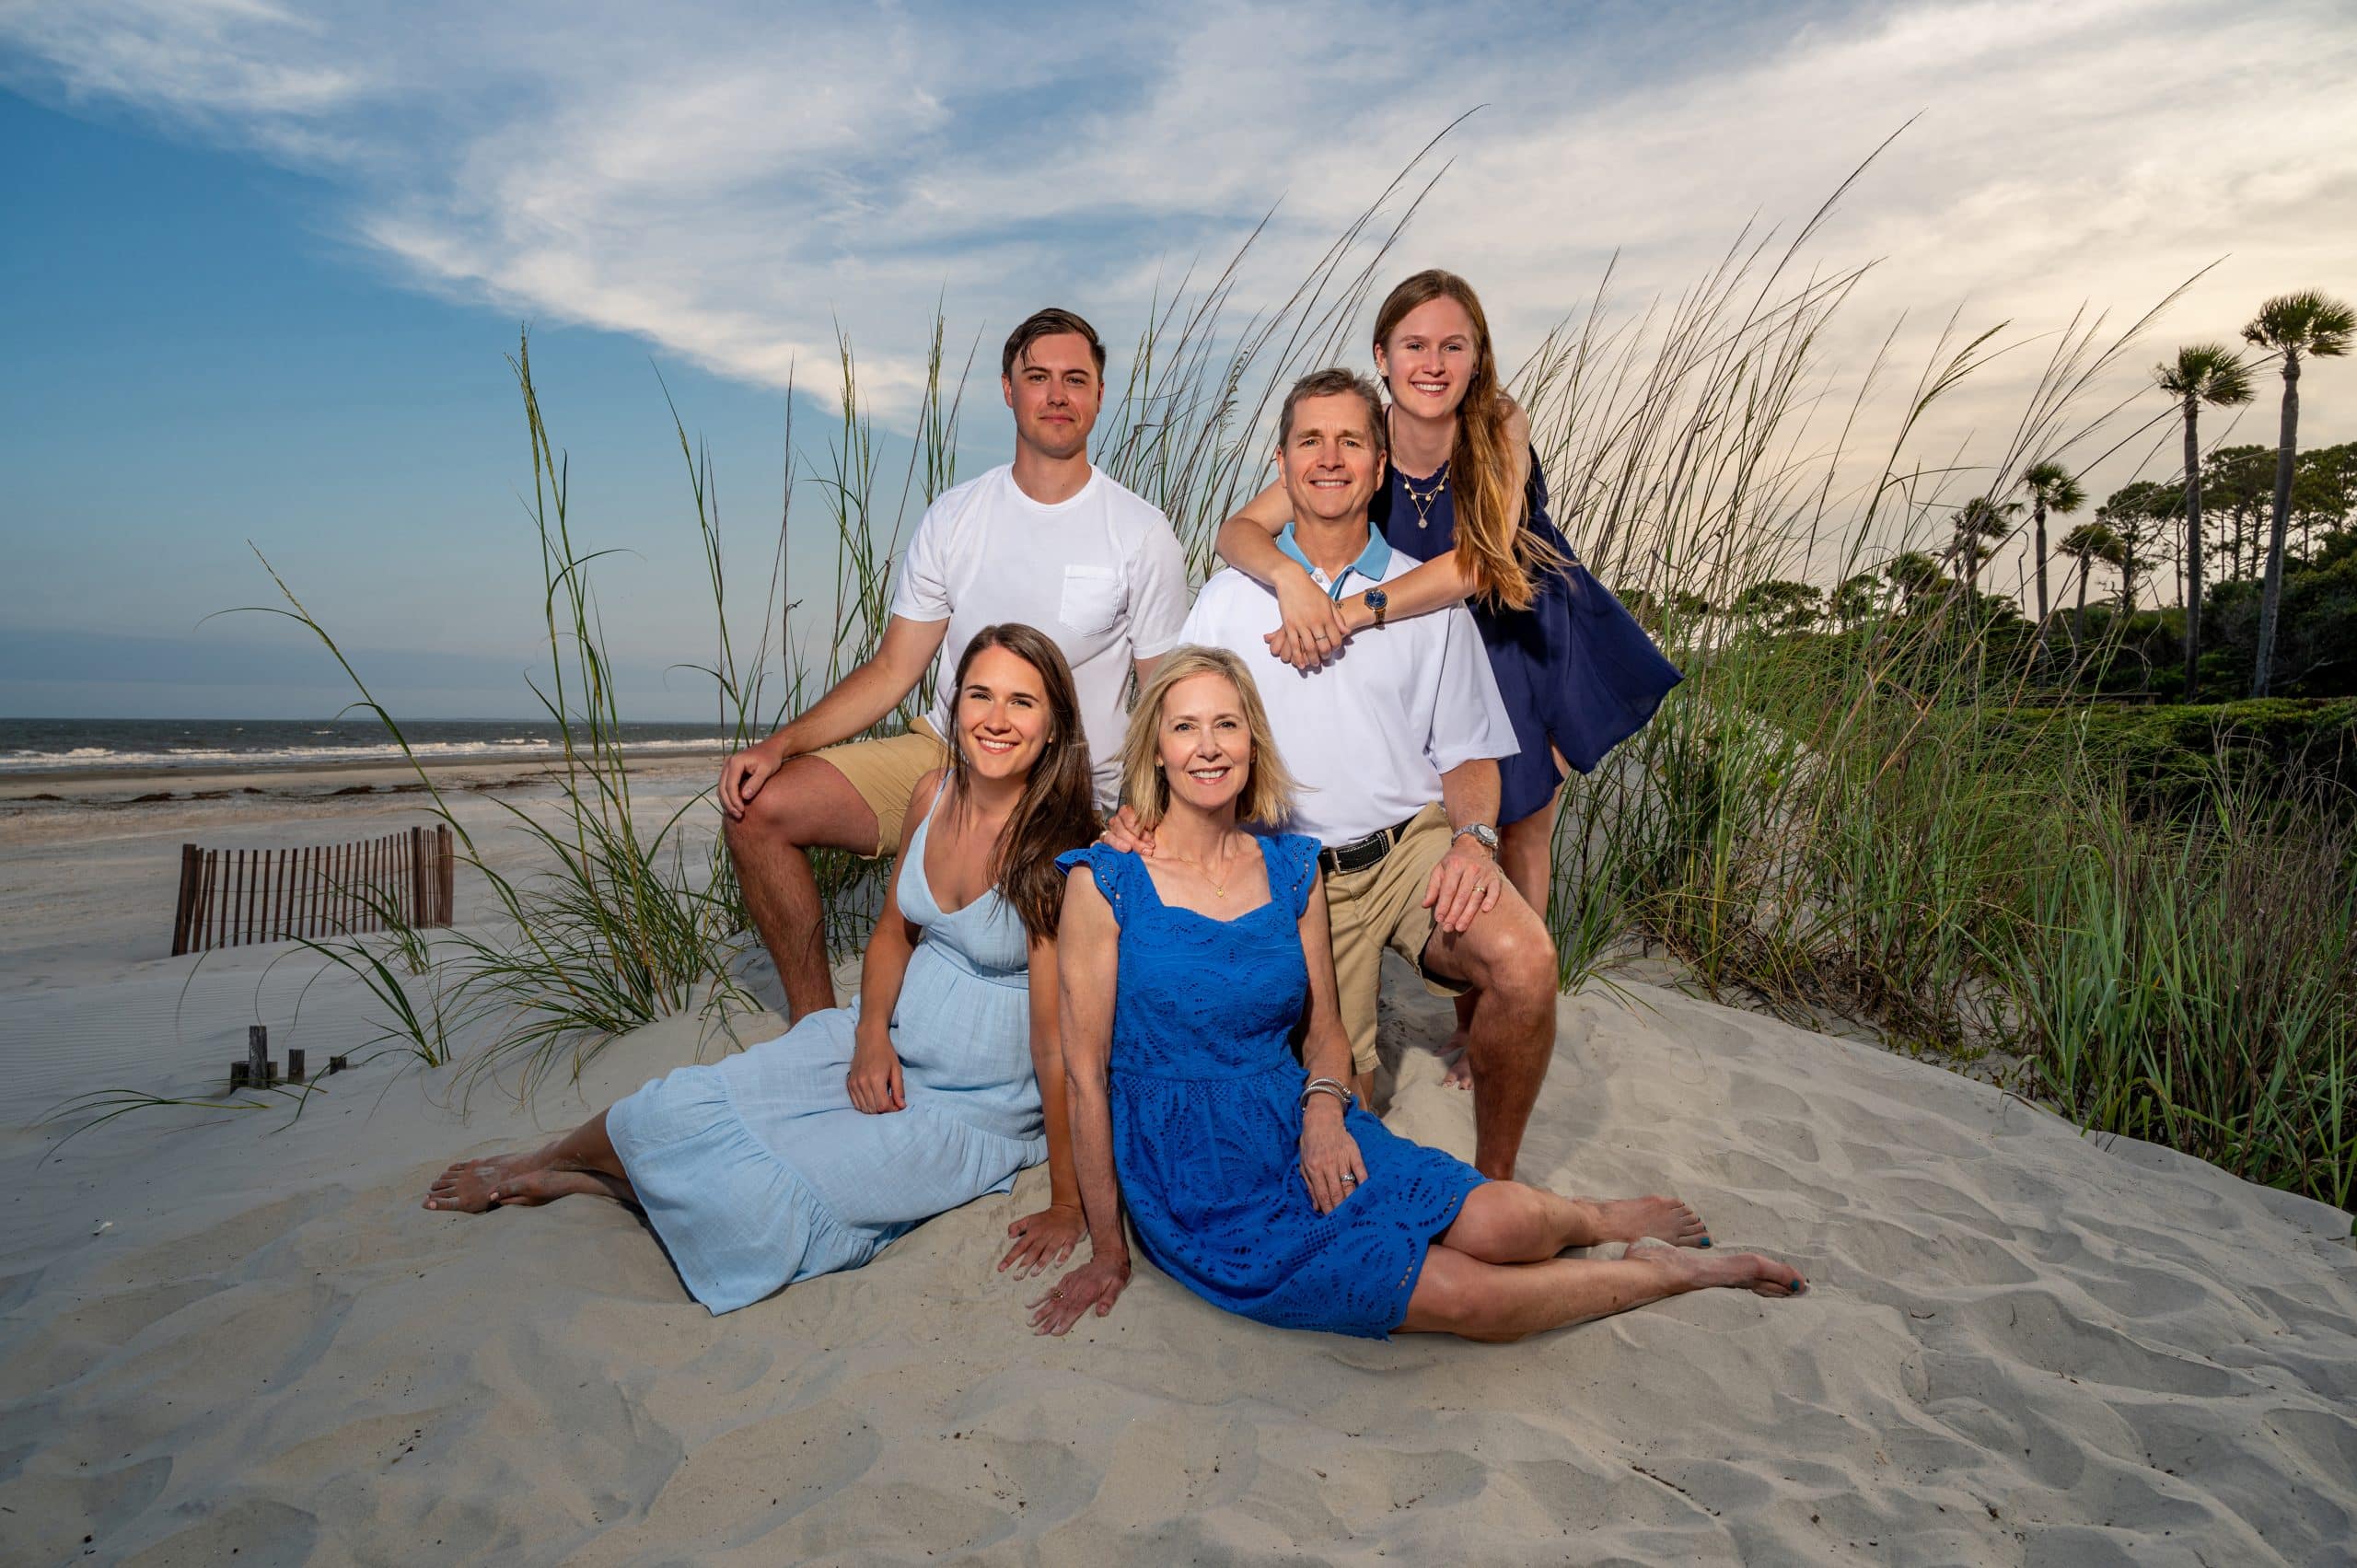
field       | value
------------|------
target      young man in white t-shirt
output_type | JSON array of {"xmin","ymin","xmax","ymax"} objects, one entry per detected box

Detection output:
[{"xmin": 720, "ymin": 308, "xmax": 1190, "ymax": 1020}]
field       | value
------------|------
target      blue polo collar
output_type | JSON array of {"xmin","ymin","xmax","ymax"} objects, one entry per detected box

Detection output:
[{"xmin": 1275, "ymin": 521, "xmax": 1393, "ymax": 600}]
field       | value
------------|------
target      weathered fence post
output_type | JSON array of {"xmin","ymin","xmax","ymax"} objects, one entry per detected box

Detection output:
[
  {"xmin": 172, "ymin": 844, "xmax": 201, "ymax": 957},
  {"xmin": 287, "ymin": 1048, "xmax": 306, "ymax": 1084},
  {"xmin": 435, "ymin": 824, "xmax": 455, "ymax": 924},
  {"xmin": 409, "ymin": 826, "xmax": 426, "ymax": 926},
  {"xmin": 247, "ymin": 1025, "xmax": 270, "ymax": 1086}
]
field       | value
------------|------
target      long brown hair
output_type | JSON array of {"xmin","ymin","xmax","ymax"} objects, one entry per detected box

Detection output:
[
  {"xmin": 1372, "ymin": 269, "xmax": 1559, "ymax": 610},
  {"xmin": 940, "ymin": 623, "xmax": 1098, "ymax": 941}
]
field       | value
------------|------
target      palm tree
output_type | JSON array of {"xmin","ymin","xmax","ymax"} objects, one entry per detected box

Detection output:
[
  {"xmin": 2154, "ymin": 345, "xmax": 2253, "ymax": 699},
  {"xmin": 2020, "ymin": 461, "xmax": 2084, "ymax": 657},
  {"xmin": 2242, "ymin": 289, "xmax": 2355, "ymax": 695},
  {"xmin": 1947, "ymin": 497, "xmax": 2019, "ymax": 596},
  {"xmin": 2058, "ymin": 520, "xmax": 2127, "ymax": 647},
  {"xmin": 1883, "ymin": 550, "xmax": 1945, "ymax": 609}
]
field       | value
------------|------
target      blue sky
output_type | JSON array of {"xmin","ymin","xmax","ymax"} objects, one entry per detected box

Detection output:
[{"xmin": 4, "ymin": 0, "xmax": 2354, "ymax": 718}]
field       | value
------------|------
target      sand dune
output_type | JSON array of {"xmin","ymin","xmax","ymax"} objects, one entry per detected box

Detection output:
[{"xmin": 3, "ymin": 969, "xmax": 2349, "ymax": 1565}]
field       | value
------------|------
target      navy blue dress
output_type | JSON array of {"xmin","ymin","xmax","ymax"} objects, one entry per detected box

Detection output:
[
  {"xmin": 1058, "ymin": 836, "xmax": 1485, "ymax": 1340},
  {"xmin": 1375, "ymin": 448, "xmax": 1682, "ymax": 824}
]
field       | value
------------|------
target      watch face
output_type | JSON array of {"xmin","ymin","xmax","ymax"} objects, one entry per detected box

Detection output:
[{"xmin": 1364, "ymin": 588, "xmax": 1387, "ymax": 609}]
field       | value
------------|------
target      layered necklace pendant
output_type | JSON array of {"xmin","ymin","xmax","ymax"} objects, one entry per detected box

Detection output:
[{"xmin": 1401, "ymin": 460, "xmax": 1450, "ymax": 529}]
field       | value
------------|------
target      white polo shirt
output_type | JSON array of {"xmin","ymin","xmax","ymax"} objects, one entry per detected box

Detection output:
[
  {"xmin": 892, "ymin": 463, "xmax": 1190, "ymax": 806},
  {"xmin": 1178, "ymin": 522, "xmax": 1516, "ymax": 846}
]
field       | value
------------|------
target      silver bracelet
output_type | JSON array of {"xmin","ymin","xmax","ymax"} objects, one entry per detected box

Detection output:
[{"xmin": 1300, "ymin": 1076, "xmax": 1354, "ymax": 1112}]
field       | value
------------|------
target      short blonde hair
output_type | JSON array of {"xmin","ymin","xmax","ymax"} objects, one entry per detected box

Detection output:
[{"xmin": 1120, "ymin": 645, "xmax": 1299, "ymax": 830}]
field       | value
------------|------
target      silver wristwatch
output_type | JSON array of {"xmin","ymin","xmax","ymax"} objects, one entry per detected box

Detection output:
[{"xmin": 1452, "ymin": 822, "xmax": 1501, "ymax": 855}]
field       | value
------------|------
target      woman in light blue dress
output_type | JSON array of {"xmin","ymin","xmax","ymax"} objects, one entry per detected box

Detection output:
[{"xmin": 424, "ymin": 625, "xmax": 1100, "ymax": 1314}]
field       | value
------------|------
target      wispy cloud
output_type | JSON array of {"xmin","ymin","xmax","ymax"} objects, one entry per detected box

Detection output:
[{"xmin": 6, "ymin": 0, "xmax": 2354, "ymax": 521}]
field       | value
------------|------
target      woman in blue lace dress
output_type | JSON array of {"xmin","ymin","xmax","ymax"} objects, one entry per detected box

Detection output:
[
  {"xmin": 1031, "ymin": 648, "xmax": 1805, "ymax": 1342},
  {"xmin": 1214, "ymin": 270, "xmax": 1682, "ymax": 1086},
  {"xmin": 424, "ymin": 625, "xmax": 1099, "ymax": 1314}
]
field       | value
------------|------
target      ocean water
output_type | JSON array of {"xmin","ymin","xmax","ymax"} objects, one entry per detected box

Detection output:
[{"xmin": 0, "ymin": 718, "xmax": 734, "ymax": 774}]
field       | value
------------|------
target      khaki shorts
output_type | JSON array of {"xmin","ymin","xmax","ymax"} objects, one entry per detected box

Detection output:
[
  {"xmin": 1323, "ymin": 802, "xmax": 1473, "ymax": 1075},
  {"xmin": 811, "ymin": 716, "xmax": 950, "ymax": 857}
]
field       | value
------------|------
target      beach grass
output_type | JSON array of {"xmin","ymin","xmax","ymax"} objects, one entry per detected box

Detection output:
[
  {"xmin": 236, "ymin": 149, "xmax": 2354, "ymax": 1208},
  {"xmin": 232, "ymin": 336, "xmax": 770, "ymax": 1098}
]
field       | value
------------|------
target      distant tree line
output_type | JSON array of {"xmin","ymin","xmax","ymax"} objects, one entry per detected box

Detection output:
[{"xmin": 1690, "ymin": 289, "xmax": 2357, "ymax": 703}]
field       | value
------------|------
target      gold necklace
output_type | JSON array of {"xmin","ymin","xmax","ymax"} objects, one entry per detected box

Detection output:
[
  {"xmin": 1385, "ymin": 406, "xmax": 1453, "ymax": 530},
  {"xmin": 1163, "ymin": 834, "xmax": 1245, "ymax": 898},
  {"xmin": 1399, "ymin": 459, "xmax": 1451, "ymax": 530}
]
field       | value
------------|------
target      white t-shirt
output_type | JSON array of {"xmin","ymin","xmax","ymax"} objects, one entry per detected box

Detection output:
[
  {"xmin": 891, "ymin": 463, "xmax": 1190, "ymax": 804},
  {"xmin": 1178, "ymin": 525, "xmax": 1515, "ymax": 846}
]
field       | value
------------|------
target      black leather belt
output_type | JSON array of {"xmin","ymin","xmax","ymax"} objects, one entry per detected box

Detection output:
[{"xmin": 1318, "ymin": 815, "xmax": 1419, "ymax": 878}]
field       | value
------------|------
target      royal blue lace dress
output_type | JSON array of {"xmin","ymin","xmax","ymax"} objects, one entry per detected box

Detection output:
[
  {"xmin": 1057, "ymin": 834, "xmax": 1485, "ymax": 1339},
  {"xmin": 1374, "ymin": 448, "xmax": 1682, "ymax": 825}
]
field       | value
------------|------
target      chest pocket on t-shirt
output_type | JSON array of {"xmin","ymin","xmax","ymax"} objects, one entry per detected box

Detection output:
[{"xmin": 1057, "ymin": 564, "xmax": 1124, "ymax": 637}]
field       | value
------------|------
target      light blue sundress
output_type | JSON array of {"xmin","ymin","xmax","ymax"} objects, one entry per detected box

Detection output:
[{"xmin": 607, "ymin": 784, "xmax": 1044, "ymax": 1313}]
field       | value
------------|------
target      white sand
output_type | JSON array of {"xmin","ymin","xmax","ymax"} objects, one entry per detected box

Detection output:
[{"xmin": 3, "ymin": 778, "xmax": 2352, "ymax": 1564}]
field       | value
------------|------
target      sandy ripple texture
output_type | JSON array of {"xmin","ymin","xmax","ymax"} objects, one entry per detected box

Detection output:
[{"xmin": 2, "ymin": 981, "xmax": 2351, "ymax": 1566}]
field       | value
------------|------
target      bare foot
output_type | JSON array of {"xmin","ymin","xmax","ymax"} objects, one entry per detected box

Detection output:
[
  {"xmin": 423, "ymin": 1151, "xmax": 545, "ymax": 1213},
  {"xmin": 494, "ymin": 1167, "xmax": 628, "ymax": 1204},
  {"xmin": 1439, "ymin": 1037, "xmax": 1474, "ymax": 1090},
  {"xmin": 1628, "ymin": 1236, "xmax": 1806, "ymax": 1296},
  {"xmin": 1585, "ymin": 1194, "xmax": 1711, "ymax": 1249}
]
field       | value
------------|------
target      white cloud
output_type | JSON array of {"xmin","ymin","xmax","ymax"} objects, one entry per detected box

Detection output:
[{"xmin": 6, "ymin": 0, "xmax": 2355, "ymax": 581}]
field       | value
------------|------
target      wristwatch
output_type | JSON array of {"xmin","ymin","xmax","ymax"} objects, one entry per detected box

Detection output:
[
  {"xmin": 1453, "ymin": 822, "xmax": 1501, "ymax": 855},
  {"xmin": 1362, "ymin": 587, "xmax": 1388, "ymax": 629}
]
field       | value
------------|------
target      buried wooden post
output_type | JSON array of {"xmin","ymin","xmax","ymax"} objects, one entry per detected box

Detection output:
[
  {"xmin": 172, "ymin": 844, "xmax": 202, "ymax": 957},
  {"xmin": 229, "ymin": 1060, "xmax": 250, "ymax": 1090},
  {"xmin": 409, "ymin": 825, "xmax": 426, "ymax": 926},
  {"xmin": 287, "ymin": 1049, "xmax": 307, "ymax": 1084},
  {"xmin": 327, "ymin": 1055, "xmax": 350, "ymax": 1074},
  {"xmin": 248, "ymin": 1025, "xmax": 270, "ymax": 1086}
]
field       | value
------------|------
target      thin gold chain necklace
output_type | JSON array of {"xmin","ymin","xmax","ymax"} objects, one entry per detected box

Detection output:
[{"xmin": 1162, "ymin": 833, "xmax": 1247, "ymax": 898}]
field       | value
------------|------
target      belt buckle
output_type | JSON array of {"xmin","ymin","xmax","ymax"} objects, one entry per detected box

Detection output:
[{"xmin": 1320, "ymin": 820, "xmax": 1399, "ymax": 878}]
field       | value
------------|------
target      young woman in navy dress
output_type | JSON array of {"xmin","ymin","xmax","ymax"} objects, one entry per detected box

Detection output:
[
  {"xmin": 1215, "ymin": 270, "xmax": 1681, "ymax": 1084},
  {"xmin": 1030, "ymin": 647, "xmax": 1803, "ymax": 1341}
]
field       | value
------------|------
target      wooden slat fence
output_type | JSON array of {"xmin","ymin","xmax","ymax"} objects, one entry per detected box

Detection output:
[{"xmin": 171, "ymin": 824, "xmax": 456, "ymax": 956}]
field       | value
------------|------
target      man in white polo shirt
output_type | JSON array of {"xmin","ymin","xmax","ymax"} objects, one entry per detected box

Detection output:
[
  {"xmin": 1176, "ymin": 367, "xmax": 1559, "ymax": 1182},
  {"xmin": 720, "ymin": 308, "xmax": 1190, "ymax": 1021}
]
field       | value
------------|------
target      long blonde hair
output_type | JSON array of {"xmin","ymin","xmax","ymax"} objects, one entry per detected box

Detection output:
[
  {"xmin": 1118, "ymin": 646, "xmax": 1299, "ymax": 830},
  {"xmin": 1373, "ymin": 269, "xmax": 1560, "ymax": 610}
]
